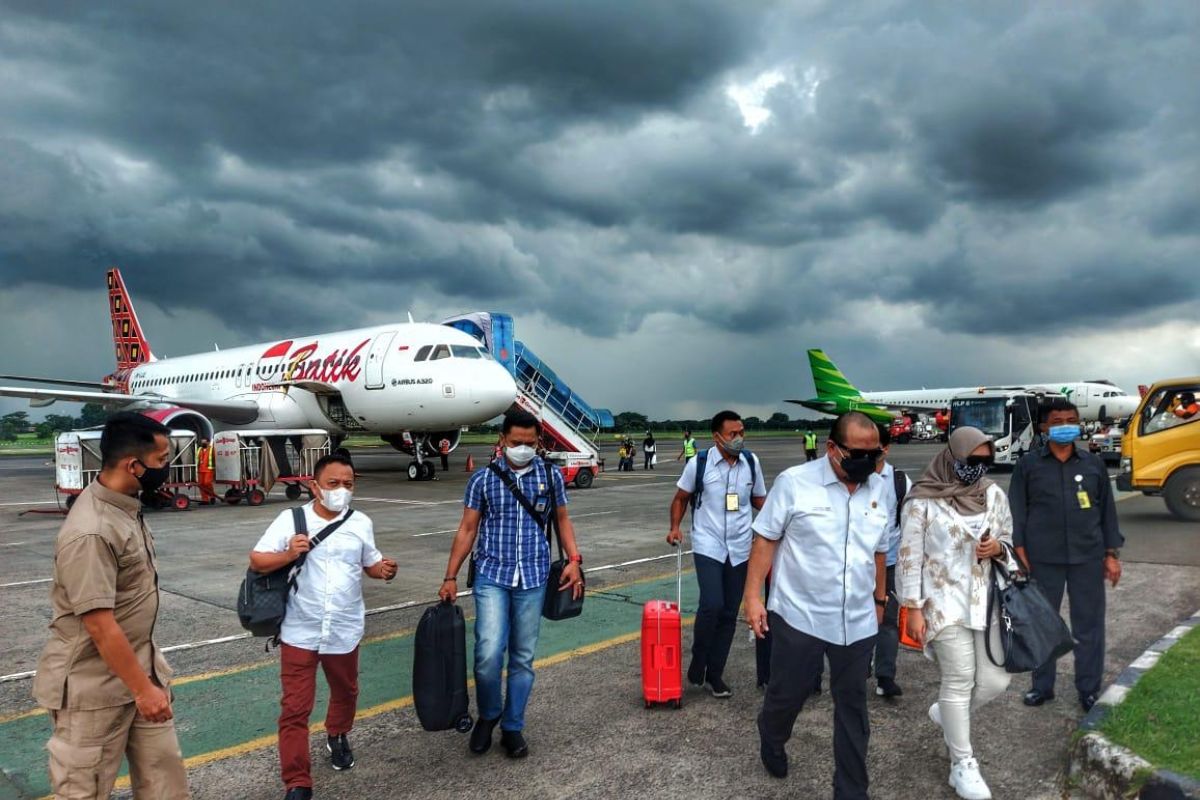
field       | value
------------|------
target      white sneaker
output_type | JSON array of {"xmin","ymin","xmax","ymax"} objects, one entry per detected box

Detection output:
[
  {"xmin": 929, "ymin": 702, "xmax": 943, "ymax": 729},
  {"xmin": 949, "ymin": 757, "xmax": 992, "ymax": 800}
]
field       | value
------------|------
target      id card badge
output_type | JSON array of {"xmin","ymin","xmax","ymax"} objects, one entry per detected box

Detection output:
[
  {"xmin": 534, "ymin": 495, "xmax": 549, "ymax": 515},
  {"xmin": 1076, "ymin": 491, "xmax": 1092, "ymax": 510},
  {"xmin": 725, "ymin": 493, "xmax": 740, "ymax": 512}
]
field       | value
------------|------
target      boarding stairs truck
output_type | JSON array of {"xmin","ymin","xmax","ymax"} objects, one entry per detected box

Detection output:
[
  {"xmin": 949, "ymin": 388, "xmax": 1063, "ymax": 467},
  {"xmin": 442, "ymin": 313, "xmax": 614, "ymax": 488}
]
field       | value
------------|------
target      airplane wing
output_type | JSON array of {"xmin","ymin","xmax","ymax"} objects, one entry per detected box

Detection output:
[
  {"xmin": 786, "ymin": 399, "xmax": 837, "ymax": 410},
  {"xmin": 0, "ymin": 374, "xmax": 110, "ymax": 389},
  {"xmin": 0, "ymin": 386, "xmax": 260, "ymax": 425}
]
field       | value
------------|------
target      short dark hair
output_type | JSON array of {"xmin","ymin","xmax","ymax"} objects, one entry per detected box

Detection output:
[
  {"xmin": 710, "ymin": 410, "xmax": 742, "ymax": 434},
  {"xmin": 1042, "ymin": 397, "xmax": 1079, "ymax": 422},
  {"xmin": 877, "ymin": 422, "xmax": 892, "ymax": 447},
  {"xmin": 831, "ymin": 411, "xmax": 878, "ymax": 444},
  {"xmin": 1182, "ymin": 392, "xmax": 1196, "ymax": 405},
  {"xmin": 314, "ymin": 452, "xmax": 355, "ymax": 479},
  {"xmin": 100, "ymin": 412, "xmax": 171, "ymax": 468},
  {"xmin": 502, "ymin": 408, "xmax": 542, "ymax": 435}
]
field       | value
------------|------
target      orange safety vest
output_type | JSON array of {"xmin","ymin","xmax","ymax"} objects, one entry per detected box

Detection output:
[{"xmin": 198, "ymin": 446, "xmax": 214, "ymax": 471}]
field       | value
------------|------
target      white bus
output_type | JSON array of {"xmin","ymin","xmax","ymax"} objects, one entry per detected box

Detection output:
[{"xmin": 949, "ymin": 389, "xmax": 1063, "ymax": 466}]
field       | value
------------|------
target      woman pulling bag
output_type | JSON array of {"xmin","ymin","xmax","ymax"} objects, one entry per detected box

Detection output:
[{"xmin": 897, "ymin": 426, "xmax": 1015, "ymax": 800}]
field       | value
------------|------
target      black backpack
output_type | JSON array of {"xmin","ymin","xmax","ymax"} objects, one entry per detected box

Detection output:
[
  {"xmin": 691, "ymin": 448, "xmax": 758, "ymax": 510},
  {"xmin": 892, "ymin": 468, "xmax": 908, "ymax": 528}
]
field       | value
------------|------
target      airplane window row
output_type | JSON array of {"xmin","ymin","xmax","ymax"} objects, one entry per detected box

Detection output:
[{"xmin": 133, "ymin": 368, "xmax": 248, "ymax": 389}]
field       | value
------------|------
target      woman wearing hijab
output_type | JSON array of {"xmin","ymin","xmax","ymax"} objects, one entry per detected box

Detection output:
[{"xmin": 897, "ymin": 426, "xmax": 1016, "ymax": 800}]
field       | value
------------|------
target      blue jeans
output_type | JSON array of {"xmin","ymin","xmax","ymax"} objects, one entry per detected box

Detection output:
[{"xmin": 473, "ymin": 575, "xmax": 546, "ymax": 731}]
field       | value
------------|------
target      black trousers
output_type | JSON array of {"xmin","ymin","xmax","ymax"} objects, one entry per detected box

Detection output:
[
  {"xmin": 873, "ymin": 565, "xmax": 899, "ymax": 681},
  {"xmin": 805, "ymin": 448, "xmax": 818, "ymax": 462},
  {"xmin": 644, "ymin": 452, "xmax": 654, "ymax": 469},
  {"xmin": 691, "ymin": 554, "xmax": 748, "ymax": 682},
  {"xmin": 1030, "ymin": 559, "xmax": 1106, "ymax": 695},
  {"xmin": 758, "ymin": 613, "xmax": 875, "ymax": 800}
]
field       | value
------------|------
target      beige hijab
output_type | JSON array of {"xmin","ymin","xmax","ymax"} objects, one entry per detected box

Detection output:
[{"xmin": 906, "ymin": 426, "xmax": 995, "ymax": 516}]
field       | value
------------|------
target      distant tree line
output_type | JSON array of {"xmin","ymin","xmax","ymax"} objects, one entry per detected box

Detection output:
[{"xmin": 0, "ymin": 405, "xmax": 112, "ymax": 442}]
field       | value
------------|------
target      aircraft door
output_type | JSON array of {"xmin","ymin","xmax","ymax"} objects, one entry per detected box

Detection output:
[{"xmin": 365, "ymin": 331, "xmax": 397, "ymax": 390}]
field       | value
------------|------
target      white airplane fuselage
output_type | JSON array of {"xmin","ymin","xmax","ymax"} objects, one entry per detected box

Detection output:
[{"xmin": 862, "ymin": 381, "xmax": 1140, "ymax": 421}]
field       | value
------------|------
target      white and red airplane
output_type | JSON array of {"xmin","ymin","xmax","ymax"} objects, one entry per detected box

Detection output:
[{"xmin": 0, "ymin": 269, "xmax": 517, "ymax": 479}]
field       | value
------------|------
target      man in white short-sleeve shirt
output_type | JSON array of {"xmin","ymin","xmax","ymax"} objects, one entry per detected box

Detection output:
[
  {"xmin": 250, "ymin": 453, "xmax": 397, "ymax": 800},
  {"xmin": 667, "ymin": 410, "xmax": 767, "ymax": 698},
  {"xmin": 744, "ymin": 412, "xmax": 890, "ymax": 798}
]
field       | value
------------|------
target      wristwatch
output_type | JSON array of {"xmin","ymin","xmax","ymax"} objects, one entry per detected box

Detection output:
[{"xmin": 1105, "ymin": 549, "xmax": 1121, "ymax": 560}]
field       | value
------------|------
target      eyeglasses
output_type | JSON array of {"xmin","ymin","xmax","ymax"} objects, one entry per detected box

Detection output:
[{"xmin": 832, "ymin": 441, "xmax": 884, "ymax": 461}]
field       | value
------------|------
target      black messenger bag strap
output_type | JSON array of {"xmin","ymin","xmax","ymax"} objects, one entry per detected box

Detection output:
[
  {"xmin": 289, "ymin": 508, "xmax": 355, "ymax": 585},
  {"xmin": 486, "ymin": 460, "xmax": 548, "ymax": 529}
]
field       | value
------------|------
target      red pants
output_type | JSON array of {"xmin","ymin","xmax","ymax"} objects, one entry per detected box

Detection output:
[
  {"xmin": 197, "ymin": 470, "xmax": 215, "ymax": 502},
  {"xmin": 278, "ymin": 643, "xmax": 360, "ymax": 789}
]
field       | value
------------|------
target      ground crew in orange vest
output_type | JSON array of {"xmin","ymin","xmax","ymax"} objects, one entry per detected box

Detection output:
[
  {"xmin": 439, "ymin": 437, "xmax": 452, "ymax": 472},
  {"xmin": 197, "ymin": 438, "xmax": 216, "ymax": 504}
]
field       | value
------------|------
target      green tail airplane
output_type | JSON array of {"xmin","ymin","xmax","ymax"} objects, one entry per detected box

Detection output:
[{"xmin": 787, "ymin": 349, "xmax": 897, "ymax": 423}]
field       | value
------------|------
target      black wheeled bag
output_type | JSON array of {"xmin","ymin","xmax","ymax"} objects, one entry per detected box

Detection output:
[{"xmin": 413, "ymin": 601, "xmax": 473, "ymax": 733}]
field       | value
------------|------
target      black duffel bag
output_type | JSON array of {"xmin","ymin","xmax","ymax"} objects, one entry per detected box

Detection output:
[{"xmin": 985, "ymin": 544, "xmax": 1075, "ymax": 673}]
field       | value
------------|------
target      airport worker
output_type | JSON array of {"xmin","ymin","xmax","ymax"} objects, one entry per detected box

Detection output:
[
  {"xmin": 196, "ymin": 437, "xmax": 216, "ymax": 503},
  {"xmin": 668, "ymin": 410, "xmax": 767, "ymax": 697},
  {"xmin": 899, "ymin": 426, "xmax": 1014, "ymax": 800},
  {"xmin": 250, "ymin": 452, "xmax": 397, "ymax": 800},
  {"xmin": 439, "ymin": 437, "xmax": 452, "ymax": 472},
  {"xmin": 643, "ymin": 432, "xmax": 656, "ymax": 470},
  {"xmin": 1172, "ymin": 391, "xmax": 1199, "ymax": 421},
  {"xmin": 440, "ymin": 408, "xmax": 584, "ymax": 758},
  {"xmin": 744, "ymin": 411, "xmax": 889, "ymax": 796},
  {"xmin": 32, "ymin": 412, "xmax": 191, "ymax": 799},
  {"xmin": 873, "ymin": 423, "xmax": 911, "ymax": 699},
  {"xmin": 1009, "ymin": 398, "xmax": 1123, "ymax": 712},
  {"xmin": 804, "ymin": 427, "xmax": 819, "ymax": 462},
  {"xmin": 677, "ymin": 429, "xmax": 698, "ymax": 462}
]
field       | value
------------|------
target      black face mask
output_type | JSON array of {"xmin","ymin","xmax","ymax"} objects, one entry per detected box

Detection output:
[
  {"xmin": 135, "ymin": 460, "xmax": 171, "ymax": 495},
  {"xmin": 832, "ymin": 442, "xmax": 879, "ymax": 484}
]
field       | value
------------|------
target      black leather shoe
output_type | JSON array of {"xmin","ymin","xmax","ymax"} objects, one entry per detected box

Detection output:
[
  {"xmin": 1023, "ymin": 689, "xmax": 1056, "ymax": 706},
  {"xmin": 327, "ymin": 733, "xmax": 354, "ymax": 770},
  {"xmin": 760, "ymin": 739, "xmax": 788, "ymax": 779},
  {"xmin": 875, "ymin": 677, "xmax": 903, "ymax": 698},
  {"xmin": 284, "ymin": 788, "xmax": 313, "ymax": 800},
  {"xmin": 469, "ymin": 716, "xmax": 499, "ymax": 754},
  {"xmin": 707, "ymin": 676, "xmax": 733, "ymax": 699},
  {"xmin": 1080, "ymin": 692, "xmax": 1099, "ymax": 712},
  {"xmin": 500, "ymin": 729, "xmax": 529, "ymax": 758}
]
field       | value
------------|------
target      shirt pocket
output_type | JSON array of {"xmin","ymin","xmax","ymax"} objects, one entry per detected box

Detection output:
[{"xmin": 115, "ymin": 540, "xmax": 148, "ymax": 591}]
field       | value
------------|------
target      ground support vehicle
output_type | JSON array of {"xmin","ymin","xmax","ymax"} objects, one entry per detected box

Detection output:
[
  {"xmin": 1117, "ymin": 377, "xmax": 1200, "ymax": 521},
  {"xmin": 56, "ymin": 429, "xmax": 200, "ymax": 510},
  {"xmin": 213, "ymin": 429, "xmax": 331, "ymax": 506}
]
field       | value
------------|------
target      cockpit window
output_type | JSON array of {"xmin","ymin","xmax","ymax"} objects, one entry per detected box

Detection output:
[
  {"xmin": 430, "ymin": 345, "xmax": 451, "ymax": 361},
  {"xmin": 414, "ymin": 345, "xmax": 432, "ymax": 362},
  {"xmin": 451, "ymin": 345, "xmax": 482, "ymax": 359},
  {"xmin": 478, "ymin": 347, "xmax": 494, "ymax": 361}
]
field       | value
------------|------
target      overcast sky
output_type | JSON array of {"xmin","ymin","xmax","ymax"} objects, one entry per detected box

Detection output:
[{"xmin": 2, "ymin": 1, "xmax": 1197, "ymax": 422}]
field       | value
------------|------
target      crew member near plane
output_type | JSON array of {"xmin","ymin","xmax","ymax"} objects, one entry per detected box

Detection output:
[
  {"xmin": 196, "ymin": 437, "xmax": 216, "ymax": 504},
  {"xmin": 677, "ymin": 429, "xmax": 698, "ymax": 462},
  {"xmin": 439, "ymin": 437, "xmax": 452, "ymax": 473},
  {"xmin": 1010, "ymin": 398, "xmax": 1123, "ymax": 713},
  {"xmin": 745, "ymin": 411, "xmax": 890, "ymax": 796},
  {"xmin": 32, "ymin": 412, "xmax": 191, "ymax": 799},
  {"xmin": 804, "ymin": 427, "xmax": 819, "ymax": 462},
  {"xmin": 668, "ymin": 410, "xmax": 767, "ymax": 698}
]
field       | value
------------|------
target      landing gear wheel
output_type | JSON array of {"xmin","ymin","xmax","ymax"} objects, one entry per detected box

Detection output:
[
  {"xmin": 1164, "ymin": 467, "xmax": 1200, "ymax": 522},
  {"xmin": 574, "ymin": 469, "xmax": 594, "ymax": 489},
  {"xmin": 173, "ymin": 492, "xmax": 191, "ymax": 512},
  {"xmin": 225, "ymin": 488, "xmax": 243, "ymax": 505},
  {"xmin": 420, "ymin": 462, "xmax": 436, "ymax": 481},
  {"xmin": 248, "ymin": 488, "xmax": 266, "ymax": 507},
  {"xmin": 454, "ymin": 714, "xmax": 474, "ymax": 734},
  {"xmin": 407, "ymin": 462, "xmax": 420, "ymax": 481},
  {"xmin": 285, "ymin": 483, "xmax": 302, "ymax": 501}
]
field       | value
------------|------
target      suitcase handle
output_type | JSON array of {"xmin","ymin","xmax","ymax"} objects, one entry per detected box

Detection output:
[
  {"xmin": 672, "ymin": 542, "xmax": 682, "ymax": 609},
  {"xmin": 653, "ymin": 643, "xmax": 678, "ymax": 671}
]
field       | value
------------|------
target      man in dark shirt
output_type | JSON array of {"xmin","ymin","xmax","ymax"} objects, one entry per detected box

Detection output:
[{"xmin": 1009, "ymin": 398, "xmax": 1124, "ymax": 712}]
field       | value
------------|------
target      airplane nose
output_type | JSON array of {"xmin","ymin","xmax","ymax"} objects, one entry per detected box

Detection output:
[{"xmin": 474, "ymin": 363, "xmax": 517, "ymax": 415}]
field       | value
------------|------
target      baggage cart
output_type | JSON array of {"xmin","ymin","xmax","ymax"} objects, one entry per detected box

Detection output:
[
  {"xmin": 56, "ymin": 429, "xmax": 200, "ymax": 511},
  {"xmin": 213, "ymin": 429, "xmax": 332, "ymax": 506}
]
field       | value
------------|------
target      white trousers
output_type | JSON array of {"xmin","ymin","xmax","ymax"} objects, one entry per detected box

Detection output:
[{"xmin": 930, "ymin": 624, "xmax": 1011, "ymax": 763}]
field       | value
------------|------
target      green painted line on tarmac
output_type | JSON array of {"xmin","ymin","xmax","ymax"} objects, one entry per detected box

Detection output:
[{"xmin": 0, "ymin": 572, "xmax": 699, "ymax": 799}]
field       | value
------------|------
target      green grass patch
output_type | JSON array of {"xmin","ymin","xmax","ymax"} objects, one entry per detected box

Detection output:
[{"xmin": 1101, "ymin": 625, "xmax": 1200, "ymax": 781}]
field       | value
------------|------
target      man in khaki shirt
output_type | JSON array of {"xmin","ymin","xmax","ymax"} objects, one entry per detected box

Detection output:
[{"xmin": 33, "ymin": 412, "xmax": 190, "ymax": 799}]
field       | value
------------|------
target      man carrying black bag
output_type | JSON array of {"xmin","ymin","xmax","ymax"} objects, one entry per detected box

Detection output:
[
  {"xmin": 249, "ymin": 453, "xmax": 397, "ymax": 800},
  {"xmin": 439, "ymin": 409, "xmax": 584, "ymax": 759}
]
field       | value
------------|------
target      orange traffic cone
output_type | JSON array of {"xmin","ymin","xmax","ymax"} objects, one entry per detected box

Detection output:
[{"xmin": 465, "ymin": 453, "xmax": 475, "ymax": 472}]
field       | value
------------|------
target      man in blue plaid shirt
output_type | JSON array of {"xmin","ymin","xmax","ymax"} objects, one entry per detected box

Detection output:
[{"xmin": 440, "ymin": 409, "xmax": 584, "ymax": 758}]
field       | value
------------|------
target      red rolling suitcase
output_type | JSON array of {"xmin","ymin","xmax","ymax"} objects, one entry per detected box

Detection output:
[{"xmin": 641, "ymin": 544, "xmax": 684, "ymax": 709}]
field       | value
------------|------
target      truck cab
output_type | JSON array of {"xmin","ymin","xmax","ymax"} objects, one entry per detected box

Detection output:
[{"xmin": 1117, "ymin": 377, "xmax": 1200, "ymax": 521}]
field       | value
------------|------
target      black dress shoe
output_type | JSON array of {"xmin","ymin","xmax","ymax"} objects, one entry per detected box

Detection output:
[
  {"xmin": 1080, "ymin": 692, "xmax": 1099, "ymax": 712},
  {"xmin": 760, "ymin": 739, "xmax": 788, "ymax": 779},
  {"xmin": 500, "ymin": 729, "xmax": 529, "ymax": 758},
  {"xmin": 1023, "ymin": 689, "xmax": 1056, "ymax": 706},
  {"xmin": 875, "ymin": 677, "xmax": 903, "ymax": 698},
  {"xmin": 284, "ymin": 788, "xmax": 313, "ymax": 800},
  {"xmin": 469, "ymin": 716, "xmax": 499, "ymax": 754}
]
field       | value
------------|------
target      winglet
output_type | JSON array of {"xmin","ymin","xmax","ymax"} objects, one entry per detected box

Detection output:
[
  {"xmin": 107, "ymin": 268, "xmax": 155, "ymax": 369},
  {"xmin": 807, "ymin": 349, "xmax": 863, "ymax": 400}
]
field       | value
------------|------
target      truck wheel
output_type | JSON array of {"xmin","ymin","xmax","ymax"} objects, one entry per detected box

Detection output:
[
  {"xmin": 173, "ymin": 492, "xmax": 191, "ymax": 511},
  {"xmin": 248, "ymin": 488, "xmax": 266, "ymax": 507},
  {"xmin": 1163, "ymin": 467, "xmax": 1200, "ymax": 522},
  {"xmin": 574, "ymin": 469, "xmax": 594, "ymax": 489},
  {"xmin": 285, "ymin": 483, "xmax": 302, "ymax": 501},
  {"xmin": 225, "ymin": 488, "xmax": 243, "ymax": 505}
]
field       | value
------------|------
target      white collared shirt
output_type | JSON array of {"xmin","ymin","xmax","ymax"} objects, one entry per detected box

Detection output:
[
  {"xmin": 879, "ymin": 461, "xmax": 913, "ymax": 567},
  {"xmin": 677, "ymin": 446, "xmax": 767, "ymax": 566},
  {"xmin": 752, "ymin": 456, "xmax": 891, "ymax": 646},
  {"xmin": 253, "ymin": 502, "xmax": 382, "ymax": 655}
]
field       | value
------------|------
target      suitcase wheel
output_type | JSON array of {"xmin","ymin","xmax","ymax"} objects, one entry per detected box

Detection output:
[
  {"xmin": 671, "ymin": 699, "xmax": 682, "ymax": 710},
  {"xmin": 455, "ymin": 714, "xmax": 474, "ymax": 734},
  {"xmin": 644, "ymin": 700, "xmax": 652, "ymax": 709}
]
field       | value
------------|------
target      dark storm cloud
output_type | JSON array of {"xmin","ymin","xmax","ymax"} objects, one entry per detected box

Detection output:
[{"xmin": 0, "ymin": 0, "xmax": 1196, "ymax": 359}]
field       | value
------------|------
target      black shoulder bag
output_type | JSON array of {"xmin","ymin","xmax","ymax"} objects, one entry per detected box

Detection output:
[
  {"xmin": 984, "ymin": 542, "xmax": 1075, "ymax": 673},
  {"xmin": 238, "ymin": 507, "xmax": 356, "ymax": 647},
  {"xmin": 483, "ymin": 460, "xmax": 585, "ymax": 620}
]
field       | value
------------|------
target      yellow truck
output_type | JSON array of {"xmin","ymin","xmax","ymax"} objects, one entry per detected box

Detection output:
[{"xmin": 1116, "ymin": 377, "xmax": 1200, "ymax": 521}]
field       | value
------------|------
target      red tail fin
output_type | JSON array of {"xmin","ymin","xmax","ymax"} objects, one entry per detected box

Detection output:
[{"xmin": 107, "ymin": 268, "xmax": 154, "ymax": 369}]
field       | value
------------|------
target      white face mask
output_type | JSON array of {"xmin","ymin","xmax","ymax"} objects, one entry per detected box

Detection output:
[
  {"xmin": 319, "ymin": 486, "xmax": 352, "ymax": 513},
  {"xmin": 505, "ymin": 445, "xmax": 537, "ymax": 468}
]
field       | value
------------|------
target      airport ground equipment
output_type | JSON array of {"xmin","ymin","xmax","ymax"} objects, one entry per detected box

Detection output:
[
  {"xmin": 443, "ymin": 312, "xmax": 612, "ymax": 488},
  {"xmin": 949, "ymin": 388, "xmax": 1063, "ymax": 467},
  {"xmin": 889, "ymin": 412, "xmax": 943, "ymax": 444},
  {"xmin": 1116, "ymin": 376, "xmax": 1200, "ymax": 521},
  {"xmin": 412, "ymin": 601, "xmax": 473, "ymax": 733},
  {"xmin": 1086, "ymin": 424, "xmax": 1125, "ymax": 465},
  {"xmin": 213, "ymin": 429, "xmax": 331, "ymax": 506},
  {"xmin": 55, "ymin": 429, "xmax": 201, "ymax": 511},
  {"xmin": 641, "ymin": 544, "xmax": 684, "ymax": 710}
]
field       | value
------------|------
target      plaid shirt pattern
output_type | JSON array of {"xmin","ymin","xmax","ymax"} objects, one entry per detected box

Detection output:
[{"xmin": 465, "ymin": 458, "xmax": 569, "ymax": 589}]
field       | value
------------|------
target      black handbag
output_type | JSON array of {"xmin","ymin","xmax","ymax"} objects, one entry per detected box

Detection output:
[
  {"xmin": 985, "ymin": 544, "xmax": 1075, "ymax": 673},
  {"xmin": 237, "ymin": 508, "xmax": 354, "ymax": 645}
]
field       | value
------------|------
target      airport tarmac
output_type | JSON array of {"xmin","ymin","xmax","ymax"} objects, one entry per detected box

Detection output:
[{"xmin": 1, "ymin": 437, "xmax": 1197, "ymax": 800}]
